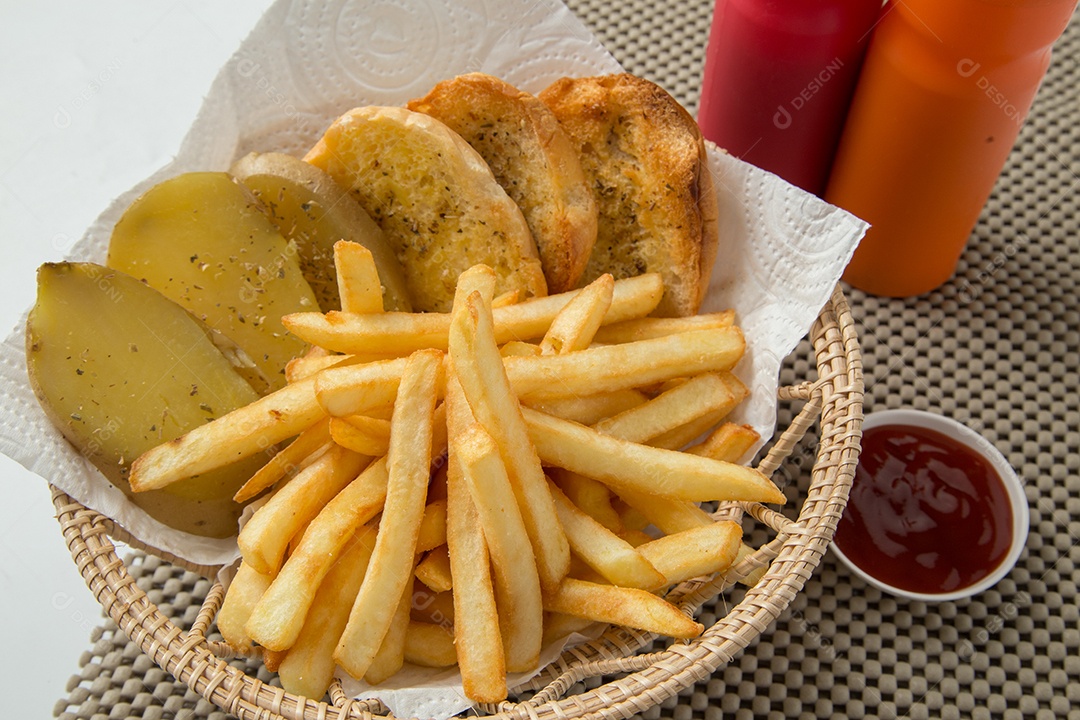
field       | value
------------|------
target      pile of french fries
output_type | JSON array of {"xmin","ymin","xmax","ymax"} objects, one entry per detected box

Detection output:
[{"xmin": 129, "ymin": 242, "xmax": 784, "ymax": 703}]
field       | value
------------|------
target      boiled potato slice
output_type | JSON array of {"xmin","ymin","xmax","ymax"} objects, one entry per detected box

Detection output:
[
  {"xmin": 26, "ymin": 262, "xmax": 267, "ymax": 538},
  {"xmin": 107, "ymin": 172, "xmax": 318, "ymax": 393},
  {"xmin": 231, "ymin": 152, "xmax": 411, "ymax": 312}
]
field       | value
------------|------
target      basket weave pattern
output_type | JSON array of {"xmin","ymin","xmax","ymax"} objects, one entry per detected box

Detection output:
[{"xmin": 51, "ymin": 284, "xmax": 862, "ymax": 720}]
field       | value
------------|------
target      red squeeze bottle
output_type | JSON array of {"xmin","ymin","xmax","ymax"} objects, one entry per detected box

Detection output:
[
  {"xmin": 827, "ymin": 0, "xmax": 1078, "ymax": 297},
  {"xmin": 697, "ymin": 0, "xmax": 883, "ymax": 195}
]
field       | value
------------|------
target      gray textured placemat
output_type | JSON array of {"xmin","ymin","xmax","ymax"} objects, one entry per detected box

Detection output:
[{"xmin": 54, "ymin": 2, "xmax": 1079, "ymax": 719}]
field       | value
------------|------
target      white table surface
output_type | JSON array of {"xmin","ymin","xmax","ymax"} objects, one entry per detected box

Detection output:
[{"xmin": 0, "ymin": 2, "xmax": 273, "ymax": 713}]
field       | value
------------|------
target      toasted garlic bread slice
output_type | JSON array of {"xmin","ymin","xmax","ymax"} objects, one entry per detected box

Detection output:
[
  {"xmin": 539, "ymin": 74, "xmax": 719, "ymax": 317},
  {"xmin": 231, "ymin": 152, "xmax": 412, "ymax": 313},
  {"xmin": 305, "ymin": 106, "xmax": 546, "ymax": 312},
  {"xmin": 408, "ymin": 73, "xmax": 597, "ymax": 294}
]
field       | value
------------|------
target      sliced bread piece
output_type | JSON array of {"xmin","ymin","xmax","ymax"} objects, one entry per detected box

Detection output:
[
  {"xmin": 304, "ymin": 106, "xmax": 546, "ymax": 312},
  {"xmin": 408, "ymin": 73, "xmax": 597, "ymax": 293},
  {"xmin": 539, "ymin": 74, "xmax": 719, "ymax": 317}
]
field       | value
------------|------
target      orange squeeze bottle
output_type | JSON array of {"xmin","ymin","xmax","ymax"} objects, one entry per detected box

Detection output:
[{"xmin": 825, "ymin": 0, "xmax": 1078, "ymax": 297}]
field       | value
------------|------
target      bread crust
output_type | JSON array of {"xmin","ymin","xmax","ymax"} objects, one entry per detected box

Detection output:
[
  {"xmin": 304, "ymin": 106, "xmax": 546, "ymax": 312},
  {"xmin": 539, "ymin": 74, "xmax": 718, "ymax": 316},
  {"xmin": 409, "ymin": 73, "xmax": 597, "ymax": 293}
]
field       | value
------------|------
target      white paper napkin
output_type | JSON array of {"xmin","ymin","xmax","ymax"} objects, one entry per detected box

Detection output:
[{"xmin": 0, "ymin": 0, "xmax": 866, "ymax": 714}]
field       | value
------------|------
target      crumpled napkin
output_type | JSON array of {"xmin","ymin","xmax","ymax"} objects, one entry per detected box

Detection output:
[{"xmin": 0, "ymin": 0, "xmax": 866, "ymax": 715}]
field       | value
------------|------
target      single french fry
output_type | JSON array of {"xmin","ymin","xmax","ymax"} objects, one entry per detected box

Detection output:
[
  {"xmin": 685, "ymin": 422, "xmax": 760, "ymax": 462},
  {"xmin": 286, "ymin": 352, "xmax": 411, "ymax": 383},
  {"xmin": 616, "ymin": 486, "xmax": 712, "ymax": 535},
  {"xmin": 539, "ymin": 274, "xmax": 613, "ymax": 355},
  {"xmin": 403, "ymin": 621, "xmax": 458, "ymax": 668},
  {"xmin": 619, "ymin": 529, "xmax": 655, "ymax": 547},
  {"xmin": 548, "ymin": 479, "xmax": 664, "ymax": 590},
  {"xmin": 330, "ymin": 415, "xmax": 391, "ymax": 456},
  {"xmin": 218, "ymin": 562, "xmax": 274, "ymax": 650},
  {"xmin": 281, "ymin": 273, "xmax": 663, "ymax": 353},
  {"xmin": 286, "ymin": 352, "xmax": 350, "ymax": 383},
  {"xmin": 522, "ymin": 407, "xmax": 785, "ymax": 504},
  {"xmin": 313, "ymin": 357, "xmax": 409, "ymax": 417},
  {"xmin": 238, "ymin": 446, "xmax": 368, "ymax": 575},
  {"xmin": 276, "ymin": 525, "xmax": 378, "ymax": 699},
  {"xmin": 637, "ymin": 521, "xmax": 742, "ymax": 585},
  {"xmin": 541, "ymin": 612, "xmax": 602, "ymax": 648},
  {"xmin": 234, "ymin": 419, "xmax": 333, "ymax": 503},
  {"xmin": 591, "ymin": 372, "xmax": 740, "ymax": 444},
  {"xmin": 647, "ymin": 407, "xmax": 726, "ymax": 451},
  {"xmin": 614, "ymin": 500, "xmax": 650, "ymax": 532},
  {"xmin": 617, "ymin": 486, "xmax": 765, "ymax": 588},
  {"xmin": 415, "ymin": 544, "xmax": 453, "ymax": 593},
  {"xmin": 453, "ymin": 264, "xmax": 496, "ymax": 308},
  {"xmin": 263, "ymin": 648, "xmax": 288, "ymax": 673},
  {"xmin": 504, "ymin": 327, "xmax": 746, "ymax": 400},
  {"xmin": 551, "ymin": 469, "xmax": 622, "ymax": 532},
  {"xmin": 500, "ymin": 340, "xmax": 541, "ymax": 358},
  {"xmin": 335, "ymin": 349, "xmax": 442, "ymax": 680},
  {"xmin": 732, "ymin": 543, "xmax": 769, "ymax": 586},
  {"xmin": 524, "ymin": 388, "xmax": 649, "ymax": 426},
  {"xmin": 543, "ymin": 578, "xmax": 703, "ymax": 639},
  {"xmin": 334, "ymin": 241, "xmax": 384, "ymax": 314},
  {"xmin": 364, "ymin": 577, "xmax": 414, "ymax": 685},
  {"xmin": 416, "ymin": 497, "xmax": 448, "ymax": 553},
  {"xmin": 449, "ymin": 291, "xmax": 570, "ymax": 591},
  {"xmin": 303, "ymin": 344, "xmax": 333, "ymax": 360},
  {"xmin": 447, "ymin": 444, "xmax": 506, "ymax": 702},
  {"xmin": 591, "ymin": 310, "xmax": 736, "ymax": 344},
  {"xmin": 490, "ymin": 289, "xmax": 521, "ymax": 308},
  {"xmin": 244, "ymin": 457, "xmax": 390, "ymax": 651},
  {"xmin": 648, "ymin": 374, "xmax": 749, "ymax": 450},
  {"xmin": 130, "ymin": 375, "xmax": 327, "ymax": 492},
  {"xmin": 445, "ymin": 374, "xmax": 542, "ymax": 673}
]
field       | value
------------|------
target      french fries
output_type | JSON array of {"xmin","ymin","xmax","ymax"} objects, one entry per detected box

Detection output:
[
  {"xmin": 543, "ymin": 578, "xmax": 703, "ymax": 639},
  {"xmin": 244, "ymin": 457, "xmax": 390, "ymax": 650},
  {"xmin": 446, "ymin": 431, "xmax": 506, "ymax": 702},
  {"xmin": 139, "ymin": 258, "xmax": 780, "ymax": 704},
  {"xmin": 335, "ymin": 349, "xmax": 442, "ymax": 680},
  {"xmin": 446, "ymin": 374, "xmax": 543, "ymax": 673},
  {"xmin": 449, "ymin": 289, "xmax": 571, "ymax": 591},
  {"xmin": 522, "ymin": 407, "xmax": 783, "ymax": 504},
  {"xmin": 237, "ymin": 446, "xmax": 368, "ymax": 575},
  {"xmin": 276, "ymin": 524, "xmax": 378, "ymax": 699},
  {"xmin": 539, "ymin": 274, "xmax": 613, "ymax": 355}
]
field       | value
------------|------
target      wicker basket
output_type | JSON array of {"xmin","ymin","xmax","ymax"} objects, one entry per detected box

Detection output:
[{"xmin": 51, "ymin": 283, "xmax": 862, "ymax": 720}]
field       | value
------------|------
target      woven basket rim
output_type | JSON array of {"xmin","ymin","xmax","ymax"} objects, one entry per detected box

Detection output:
[{"xmin": 51, "ymin": 283, "xmax": 863, "ymax": 720}]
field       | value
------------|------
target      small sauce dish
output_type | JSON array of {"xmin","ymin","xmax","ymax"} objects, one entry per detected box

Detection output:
[{"xmin": 831, "ymin": 409, "xmax": 1029, "ymax": 602}]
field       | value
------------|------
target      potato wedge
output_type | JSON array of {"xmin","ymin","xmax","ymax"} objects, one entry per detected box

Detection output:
[
  {"xmin": 26, "ymin": 262, "xmax": 266, "ymax": 538},
  {"xmin": 107, "ymin": 172, "xmax": 319, "ymax": 393},
  {"xmin": 231, "ymin": 152, "xmax": 411, "ymax": 312}
]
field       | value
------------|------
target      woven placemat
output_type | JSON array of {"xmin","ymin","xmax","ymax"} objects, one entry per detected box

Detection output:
[{"xmin": 54, "ymin": 2, "xmax": 1079, "ymax": 719}]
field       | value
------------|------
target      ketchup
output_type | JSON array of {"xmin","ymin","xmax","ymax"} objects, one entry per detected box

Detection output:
[
  {"xmin": 834, "ymin": 424, "xmax": 1013, "ymax": 594},
  {"xmin": 697, "ymin": 0, "xmax": 882, "ymax": 195}
]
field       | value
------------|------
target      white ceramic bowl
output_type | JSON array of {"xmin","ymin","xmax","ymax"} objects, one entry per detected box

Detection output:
[{"xmin": 831, "ymin": 409, "xmax": 1029, "ymax": 602}]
